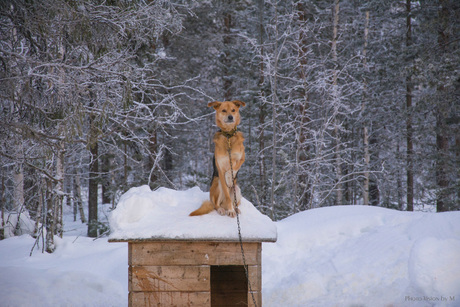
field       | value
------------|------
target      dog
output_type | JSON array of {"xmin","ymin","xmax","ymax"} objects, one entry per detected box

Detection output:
[{"xmin": 190, "ymin": 100, "xmax": 246, "ymax": 218}]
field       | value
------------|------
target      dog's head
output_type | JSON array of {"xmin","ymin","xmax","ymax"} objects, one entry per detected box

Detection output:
[{"xmin": 208, "ymin": 100, "xmax": 246, "ymax": 132}]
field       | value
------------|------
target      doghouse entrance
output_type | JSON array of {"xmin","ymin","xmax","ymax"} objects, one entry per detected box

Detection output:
[{"xmin": 211, "ymin": 265, "xmax": 248, "ymax": 306}]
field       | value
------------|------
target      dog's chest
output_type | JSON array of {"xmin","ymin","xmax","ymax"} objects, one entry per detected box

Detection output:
[
  {"xmin": 214, "ymin": 135, "xmax": 244, "ymax": 168},
  {"xmin": 215, "ymin": 150, "xmax": 242, "ymax": 166},
  {"xmin": 230, "ymin": 150, "xmax": 243, "ymax": 160}
]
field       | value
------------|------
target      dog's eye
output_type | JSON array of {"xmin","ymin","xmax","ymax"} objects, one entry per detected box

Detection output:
[
  {"xmin": 222, "ymin": 109, "xmax": 227, "ymax": 113},
  {"xmin": 232, "ymin": 109, "xmax": 236, "ymax": 112}
]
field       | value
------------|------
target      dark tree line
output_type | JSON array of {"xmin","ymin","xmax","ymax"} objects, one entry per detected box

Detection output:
[{"xmin": 1, "ymin": 0, "xmax": 459, "ymax": 251}]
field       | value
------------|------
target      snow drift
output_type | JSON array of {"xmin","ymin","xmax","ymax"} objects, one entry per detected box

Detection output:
[
  {"xmin": 263, "ymin": 205, "xmax": 460, "ymax": 307},
  {"xmin": 1, "ymin": 186, "xmax": 459, "ymax": 307}
]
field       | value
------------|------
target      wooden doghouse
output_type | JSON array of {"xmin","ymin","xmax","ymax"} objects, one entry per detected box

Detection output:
[
  {"xmin": 110, "ymin": 237, "xmax": 275, "ymax": 306},
  {"xmin": 108, "ymin": 186, "xmax": 277, "ymax": 307}
]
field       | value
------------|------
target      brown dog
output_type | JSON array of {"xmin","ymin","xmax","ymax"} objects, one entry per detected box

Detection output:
[{"xmin": 190, "ymin": 100, "xmax": 246, "ymax": 217}]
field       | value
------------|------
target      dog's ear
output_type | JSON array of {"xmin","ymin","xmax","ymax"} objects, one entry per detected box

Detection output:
[
  {"xmin": 208, "ymin": 101, "xmax": 221, "ymax": 110},
  {"xmin": 232, "ymin": 100, "xmax": 246, "ymax": 108}
]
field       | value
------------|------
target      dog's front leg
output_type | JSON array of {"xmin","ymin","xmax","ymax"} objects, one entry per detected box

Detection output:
[
  {"xmin": 224, "ymin": 170, "xmax": 237, "ymax": 188},
  {"xmin": 216, "ymin": 167, "xmax": 236, "ymax": 217},
  {"xmin": 230, "ymin": 184, "xmax": 242, "ymax": 214},
  {"xmin": 225, "ymin": 153, "xmax": 244, "ymax": 188}
]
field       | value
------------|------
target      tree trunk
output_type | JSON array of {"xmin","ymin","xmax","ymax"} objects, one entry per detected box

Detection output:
[
  {"xmin": 456, "ymin": 135, "xmax": 460, "ymax": 207},
  {"xmin": 258, "ymin": 0, "xmax": 267, "ymax": 210},
  {"xmin": 10, "ymin": 7, "xmax": 25, "ymax": 237},
  {"xmin": 0, "ymin": 172, "xmax": 5, "ymax": 240},
  {"xmin": 110, "ymin": 156, "xmax": 116, "ymax": 209},
  {"xmin": 13, "ymin": 140, "xmax": 25, "ymax": 236},
  {"xmin": 65, "ymin": 175, "xmax": 72, "ymax": 209},
  {"xmin": 270, "ymin": 3, "xmax": 279, "ymax": 220},
  {"xmin": 13, "ymin": 164, "xmax": 24, "ymax": 213},
  {"xmin": 362, "ymin": 10, "xmax": 370, "ymax": 206},
  {"xmin": 332, "ymin": 0, "xmax": 343, "ymax": 206},
  {"xmin": 45, "ymin": 178, "xmax": 55, "ymax": 253},
  {"xmin": 406, "ymin": 0, "xmax": 414, "ymax": 212},
  {"xmin": 435, "ymin": 0, "xmax": 451, "ymax": 212},
  {"xmin": 297, "ymin": 99, "xmax": 312, "ymax": 210},
  {"xmin": 124, "ymin": 138, "xmax": 128, "ymax": 185},
  {"xmin": 296, "ymin": 2, "xmax": 312, "ymax": 211},
  {"xmin": 101, "ymin": 154, "xmax": 111, "ymax": 204},
  {"xmin": 87, "ymin": 112, "xmax": 99, "ymax": 238},
  {"xmin": 33, "ymin": 179, "xmax": 44, "ymax": 238},
  {"xmin": 363, "ymin": 127, "xmax": 370, "ymax": 206},
  {"xmin": 223, "ymin": 10, "xmax": 232, "ymax": 101},
  {"xmin": 55, "ymin": 140, "xmax": 65, "ymax": 238},
  {"xmin": 435, "ymin": 123, "xmax": 449, "ymax": 212},
  {"xmin": 396, "ymin": 141, "xmax": 404, "ymax": 210},
  {"xmin": 148, "ymin": 128, "xmax": 157, "ymax": 188},
  {"xmin": 74, "ymin": 171, "xmax": 86, "ymax": 223},
  {"xmin": 71, "ymin": 175, "xmax": 77, "ymax": 222}
]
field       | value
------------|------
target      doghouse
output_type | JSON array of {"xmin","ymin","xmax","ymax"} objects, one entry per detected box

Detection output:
[
  {"xmin": 110, "ymin": 238, "xmax": 275, "ymax": 306},
  {"xmin": 108, "ymin": 186, "xmax": 277, "ymax": 307}
]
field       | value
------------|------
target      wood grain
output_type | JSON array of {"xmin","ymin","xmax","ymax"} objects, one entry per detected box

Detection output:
[
  {"xmin": 129, "ymin": 291, "xmax": 210, "ymax": 307},
  {"xmin": 129, "ymin": 241, "xmax": 261, "ymax": 266},
  {"xmin": 130, "ymin": 265, "xmax": 210, "ymax": 292}
]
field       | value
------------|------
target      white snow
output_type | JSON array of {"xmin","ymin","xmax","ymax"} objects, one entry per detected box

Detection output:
[
  {"xmin": 0, "ymin": 234, "xmax": 127, "ymax": 307},
  {"xmin": 108, "ymin": 185, "xmax": 277, "ymax": 242},
  {"xmin": 1, "ymin": 210, "xmax": 35, "ymax": 238},
  {"xmin": 262, "ymin": 205, "xmax": 460, "ymax": 307},
  {"xmin": 1, "ymin": 186, "xmax": 459, "ymax": 307}
]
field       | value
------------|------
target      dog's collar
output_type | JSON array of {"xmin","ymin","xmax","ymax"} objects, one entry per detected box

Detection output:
[{"xmin": 219, "ymin": 127, "xmax": 238, "ymax": 139}]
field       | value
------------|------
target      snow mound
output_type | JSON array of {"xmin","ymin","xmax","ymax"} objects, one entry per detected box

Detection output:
[
  {"xmin": 108, "ymin": 185, "xmax": 277, "ymax": 242},
  {"xmin": 1, "ymin": 203, "xmax": 460, "ymax": 307},
  {"xmin": 409, "ymin": 237, "xmax": 460, "ymax": 298},
  {"xmin": 263, "ymin": 205, "xmax": 460, "ymax": 307},
  {"xmin": 0, "ymin": 235, "xmax": 127, "ymax": 307},
  {"xmin": 1, "ymin": 211, "xmax": 35, "ymax": 238}
]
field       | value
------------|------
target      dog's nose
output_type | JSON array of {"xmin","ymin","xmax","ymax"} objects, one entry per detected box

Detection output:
[{"xmin": 228, "ymin": 115, "xmax": 233, "ymax": 121}]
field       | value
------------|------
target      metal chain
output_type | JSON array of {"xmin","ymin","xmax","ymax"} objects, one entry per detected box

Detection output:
[{"xmin": 227, "ymin": 136, "xmax": 258, "ymax": 307}]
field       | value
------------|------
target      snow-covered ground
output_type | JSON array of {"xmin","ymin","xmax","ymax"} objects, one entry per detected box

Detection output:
[
  {"xmin": 263, "ymin": 205, "xmax": 460, "ymax": 307},
  {"xmin": 1, "ymin": 187, "xmax": 459, "ymax": 307}
]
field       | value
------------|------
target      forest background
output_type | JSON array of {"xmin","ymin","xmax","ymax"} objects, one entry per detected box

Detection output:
[{"xmin": 1, "ymin": 0, "xmax": 459, "ymax": 252}]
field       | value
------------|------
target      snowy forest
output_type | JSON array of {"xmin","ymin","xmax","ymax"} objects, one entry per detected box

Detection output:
[{"xmin": 1, "ymin": 0, "xmax": 459, "ymax": 252}]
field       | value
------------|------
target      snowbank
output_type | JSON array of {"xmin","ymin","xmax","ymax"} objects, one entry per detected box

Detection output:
[
  {"xmin": 108, "ymin": 185, "xmax": 277, "ymax": 242},
  {"xmin": 1, "ymin": 211, "xmax": 35, "ymax": 238},
  {"xmin": 0, "ymin": 234, "xmax": 127, "ymax": 307},
  {"xmin": 263, "ymin": 205, "xmax": 460, "ymax": 307},
  {"xmin": 1, "ymin": 193, "xmax": 459, "ymax": 307}
]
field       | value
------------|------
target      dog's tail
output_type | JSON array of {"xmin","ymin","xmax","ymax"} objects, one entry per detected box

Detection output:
[{"xmin": 189, "ymin": 200, "xmax": 214, "ymax": 216}]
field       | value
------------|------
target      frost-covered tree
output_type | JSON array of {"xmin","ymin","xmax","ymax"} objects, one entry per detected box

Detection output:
[{"xmin": 0, "ymin": 0, "xmax": 189, "ymax": 246}]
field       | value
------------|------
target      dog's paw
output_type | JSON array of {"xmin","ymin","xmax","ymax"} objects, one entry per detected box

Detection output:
[
  {"xmin": 227, "ymin": 209, "xmax": 237, "ymax": 218},
  {"xmin": 227, "ymin": 210, "xmax": 236, "ymax": 217},
  {"xmin": 217, "ymin": 208, "xmax": 226, "ymax": 216}
]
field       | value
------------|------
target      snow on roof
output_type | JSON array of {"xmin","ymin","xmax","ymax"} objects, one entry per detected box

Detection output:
[{"xmin": 108, "ymin": 185, "xmax": 277, "ymax": 242}]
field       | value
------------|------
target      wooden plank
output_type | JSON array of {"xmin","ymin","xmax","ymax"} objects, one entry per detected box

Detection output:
[
  {"xmin": 110, "ymin": 237, "xmax": 277, "ymax": 243},
  {"xmin": 130, "ymin": 265, "xmax": 210, "ymax": 292},
  {"xmin": 129, "ymin": 291, "xmax": 210, "ymax": 307},
  {"xmin": 247, "ymin": 265, "xmax": 261, "ymax": 292},
  {"xmin": 128, "ymin": 263, "xmax": 132, "ymax": 292},
  {"xmin": 247, "ymin": 291, "xmax": 262, "ymax": 307},
  {"xmin": 129, "ymin": 241, "xmax": 261, "ymax": 266}
]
